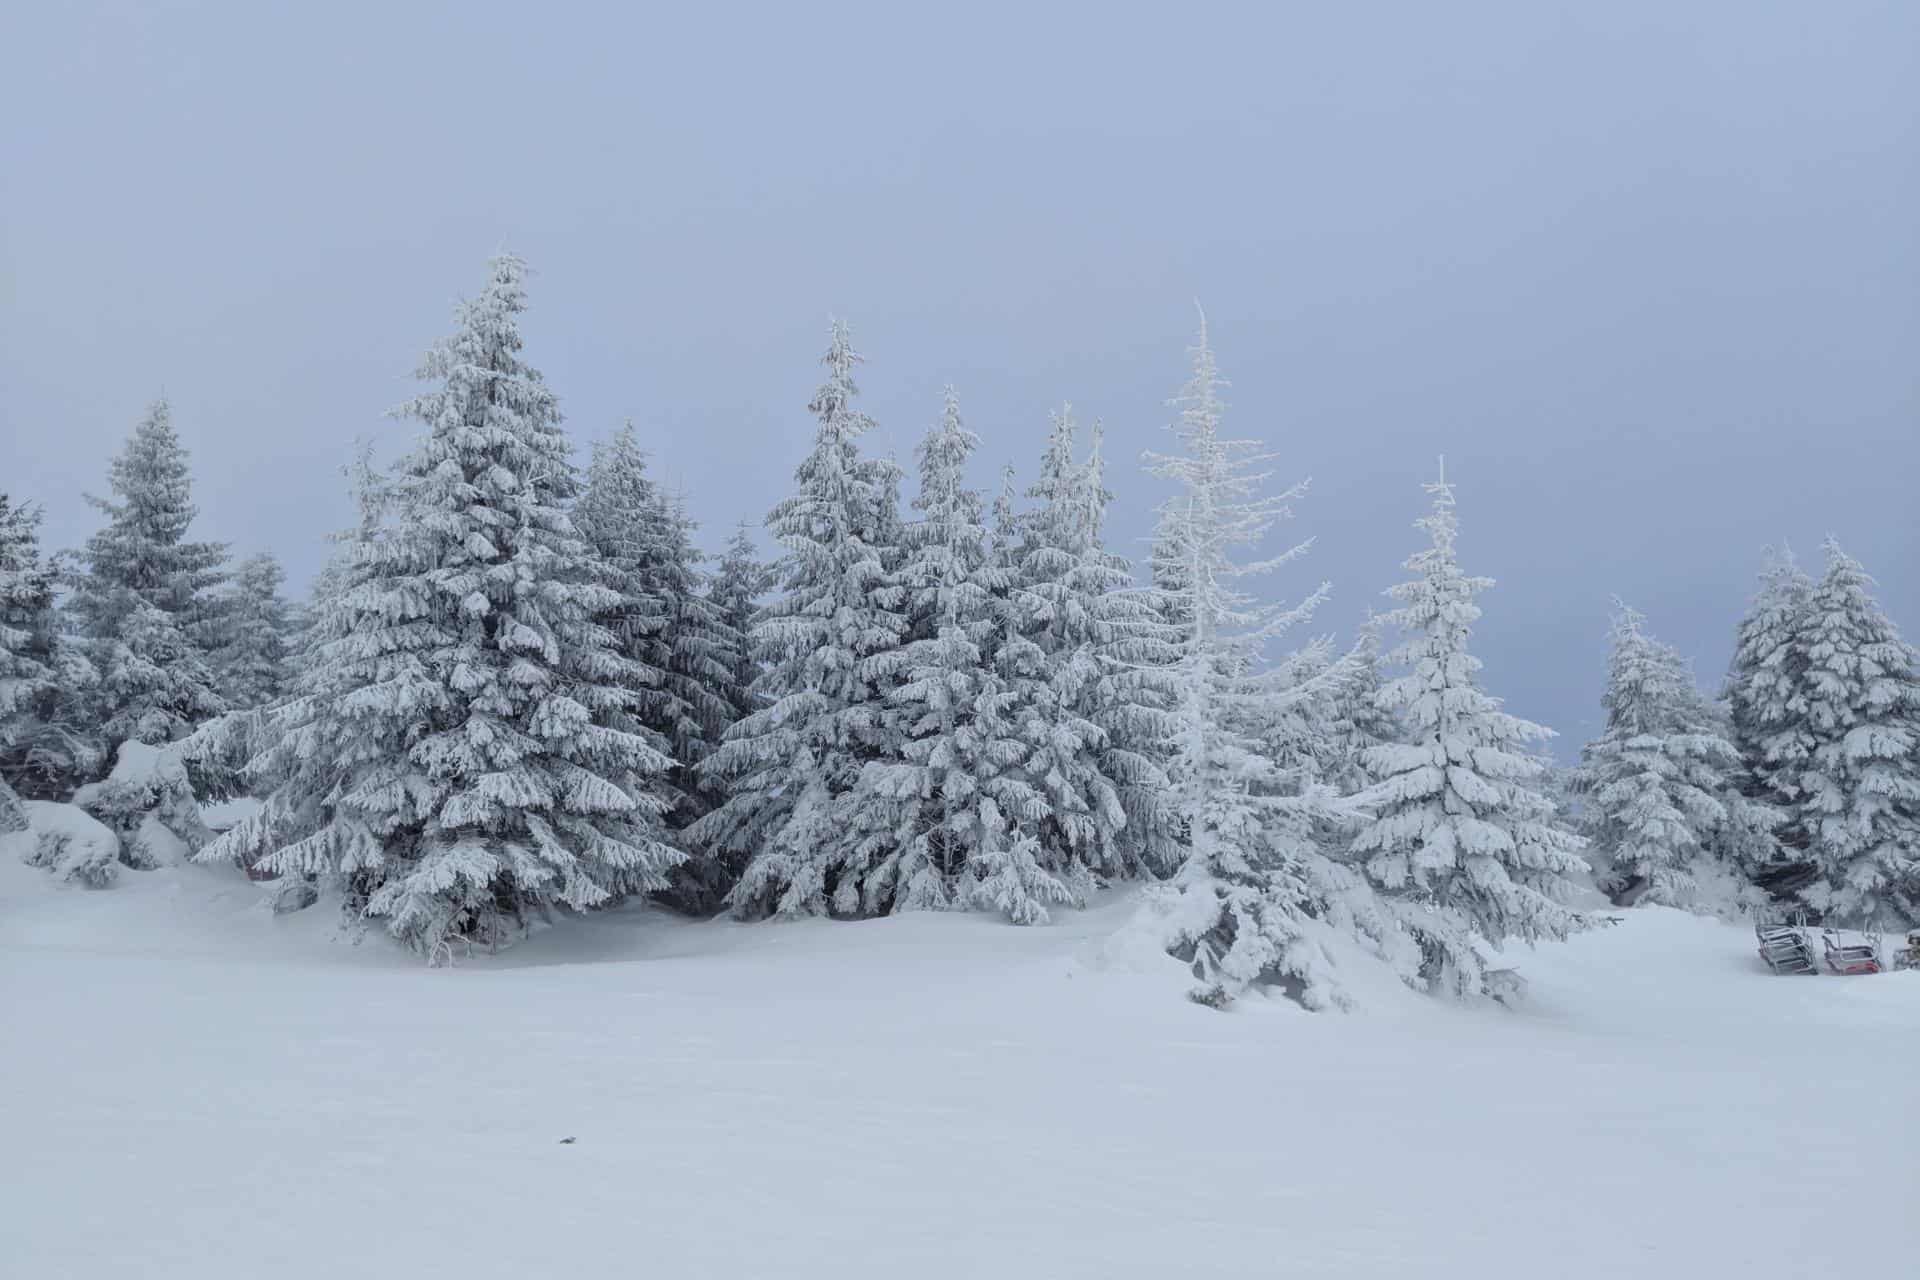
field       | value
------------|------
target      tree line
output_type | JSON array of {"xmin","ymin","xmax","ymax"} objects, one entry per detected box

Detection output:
[{"xmin": 2, "ymin": 254, "xmax": 1914, "ymax": 1002}]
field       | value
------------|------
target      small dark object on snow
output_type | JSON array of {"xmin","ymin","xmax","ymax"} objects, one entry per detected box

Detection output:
[{"xmin": 558, "ymin": 1136, "xmax": 576, "ymax": 1145}]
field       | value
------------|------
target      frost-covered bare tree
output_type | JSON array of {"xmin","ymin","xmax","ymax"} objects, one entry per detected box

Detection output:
[{"xmin": 1144, "ymin": 314, "xmax": 1378, "ymax": 1009}]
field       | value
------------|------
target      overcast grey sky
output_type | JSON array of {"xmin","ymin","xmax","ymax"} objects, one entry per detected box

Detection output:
[{"xmin": 4, "ymin": 1, "xmax": 1915, "ymax": 752}]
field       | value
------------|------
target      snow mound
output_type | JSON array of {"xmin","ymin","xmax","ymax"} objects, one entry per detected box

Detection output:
[
  {"xmin": 12, "ymin": 800, "xmax": 122, "ymax": 888},
  {"xmin": 73, "ymin": 739, "xmax": 213, "ymax": 869}
]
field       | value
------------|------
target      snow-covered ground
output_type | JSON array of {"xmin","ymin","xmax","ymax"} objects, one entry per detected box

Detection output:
[{"xmin": 1, "ymin": 853, "xmax": 1913, "ymax": 1279}]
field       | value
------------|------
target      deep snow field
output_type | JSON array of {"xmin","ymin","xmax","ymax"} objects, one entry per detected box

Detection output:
[{"xmin": 1, "ymin": 851, "xmax": 1913, "ymax": 1279}]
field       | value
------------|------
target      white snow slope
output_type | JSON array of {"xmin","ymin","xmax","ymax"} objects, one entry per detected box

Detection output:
[{"xmin": 1, "ymin": 853, "xmax": 1913, "ymax": 1279}]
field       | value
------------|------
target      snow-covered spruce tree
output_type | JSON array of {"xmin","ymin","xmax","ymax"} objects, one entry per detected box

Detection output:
[
  {"xmin": 707, "ymin": 522, "xmax": 772, "ymax": 725},
  {"xmin": 1571, "ymin": 602, "xmax": 1763, "ymax": 908},
  {"xmin": 1350, "ymin": 466, "xmax": 1588, "ymax": 998},
  {"xmin": 850, "ymin": 389, "xmax": 1069, "ymax": 920},
  {"xmin": 0, "ymin": 495, "xmax": 100, "ymax": 799},
  {"xmin": 1078, "ymin": 420, "xmax": 1182, "ymax": 876},
  {"xmin": 1322, "ymin": 620, "xmax": 1402, "ymax": 800},
  {"xmin": 67, "ymin": 399, "xmax": 227, "ymax": 748},
  {"xmin": 1005, "ymin": 406, "xmax": 1176, "ymax": 898},
  {"xmin": 693, "ymin": 319, "xmax": 909, "ymax": 918},
  {"xmin": 199, "ymin": 255, "xmax": 681, "ymax": 954},
  {"xmin": 1725, "ymin": 546, "xmax": 1817, "ymax": 853},
  {"xmin": 1788, "ymin": 540, "xmax": 1920, "ymax": 927},
  {"xmin": 574, "ymin": 422, "xmax": 734, "ymax": 824},
  {"xmin": 1141, "ymin": 316, "xmax": 1374, "ymax": 1008},
  {"xmin": 185, "ymin": 440, "xmax": 394, "ymax": 868},
  {"xmin": 210, "ymin": 552, "xmax": 294, "ymax": 710},
  {"xmin": 658, "ymin": 490, "xmax": 739, "ymax": 806}
]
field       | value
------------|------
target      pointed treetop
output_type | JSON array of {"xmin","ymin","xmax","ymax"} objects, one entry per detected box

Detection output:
[{"xmin": 1170, "ymin": 310, "xmax": 1227, "ymax": 441}]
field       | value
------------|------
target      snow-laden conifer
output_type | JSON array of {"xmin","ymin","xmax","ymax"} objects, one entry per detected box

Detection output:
[
  {"xmin": 1573, "ymin": 603, "xmax": 1762, "ymax": 908},
  {"xmin": 1789, "ymin": 540, "xmax": 1920, "ymax": 927},
  {"xmin": 0, "ymin": 496, "xmax": 100, "ymax": 798},
  {"xmin": 1142, "ymin": 315, "xmax": 1364, "ymax": 1008},
  {"xmin": 851, "ymin": 389, "xmax": 1069, "ymax": 919},
  {"xmin": 1351, "ymin": 465, "xmax": 1588, "ymax": 996},
  {"xmin": 1725, "ymin": 546, "xmax": 1817, "ymax": 848},
  {"xmin": 693, "ymin": 320, "xmax": 909, "ymax": 918},
  {"xmin": 200, "ymin": 256, "xmax": 680, "ymax": 954},
  {"xmin": 1006, "ymin": 407, "xmax": 1175, "ymax": 897},
  {"xmin": 186, "ymin": 442, "xmax": 392, "ymax": 871},
  {"xmin": 707, "ymin": 522, "xmax": 771, "ymax": 726},
  {"xmin": 1321, "ymin": 620, "xmax": 1401, "ymax": 800},
  {"xmin": 574, "ymin": 423, "xmax": 734, "ymax": 826},
  {"xmin": 67, "ymin": 400, "xmax": 227, "ymax": 746},
  {"xmin": 210, "ymin": 552, "xmax": 294, "ymax": 710}
]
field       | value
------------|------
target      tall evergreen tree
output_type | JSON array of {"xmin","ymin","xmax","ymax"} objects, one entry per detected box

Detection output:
[
  {"xmin": 707, "ymin": 522, "xmax": 771, "ymax": 725},
  {"xmin": 211, "ymin": 552, "xmax": 294, "ymax": 710},
  {"xmin": 202, "ymin": 256, "xmax": 680, "ymax": 954},
  {"xmin": 1350, "ymin": 466, "xmax": 1588, "ymax": 997},
  {"xmin": 1789, "ymin": 540, "xmax": 1920, "ymax": 927},
  {"xmin": 1005, "ymin": 406, "xmax": 1175, "ymax": 897},
  {"xmin": 693, "ymin": 320, "xmax": 909, "ymax": 918},
  {"xmin": 852, "ymin": 389, "xmax": 1067, "ymax": 919},
  {"xmin": 655, "ymin": 489, "xmax": 738, "ymax": 805},
  {"xmin": 0, "ymin": 496, "xmax": 100, "ymax": 798},
  {"xmin": 1321, "ymin": 619, "xmax": 1401, "ymax": 801},
  {"xmin": 574, "ymin": 422, "xmax": 733, "ymax": 827},
  {"xmin": 67, "ymin": 399, "xmax": 227, "ymax": 746},
  {"xmin": 1145, "ymin": 317, "xmax": 1363, "ymax": 1008},
  {"xmin": 1725, "ymin": 546, "xmax": 1817, "ymax": 851},
  {"xmin": 297, "ymin": 438, "xmax": 390, "ymax": 660},
  {"xmin": 1572, "ymin": 603, "xmax": 1761, "ymax": 908}
]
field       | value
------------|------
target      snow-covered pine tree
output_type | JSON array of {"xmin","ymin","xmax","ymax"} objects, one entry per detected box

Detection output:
[
  {"xmin": 200, "ymin": 255, "xmax": 681, "ymax": 954},
  {"xmin": 693, "ymin": 319, "xmax": 909, "ymax": 918},
  {"xmin": 186, "ymin": 440, "xmax": 394, "ymax": 868},
  {"xmin": 292, "ymin": 439, "xmax": 390, "ymax": 662},
  {"xmin": 1141, "ymin": 315, "xmax": 1366, "ymax": 1008},
  {"xmin": 656, "ymin": 489, "xmax": 738, "ymax": 806},
  {"xmin": 1077, "ymin": 419, "xmax": 1182, "ymax": 877},
  {"xmin": 1725, "ymin": 546, "xmax": 1817, "ymax": 852},
  {"xmin": 1350, "ymin": 464, "xmax": 1588, "ymax": 997},
  {"xmin": 0, "ymin": 495, "xmax": 100, "ymax": 798},
  {"xmin": 574, "ymin": 422, "xmax": 734, "ymax": 827},
  {"xmin": 210, "ymin": 552, "xmax": 294, "ymax": 710},
  {"xmin": 1005, "ymin": 406, "xmax": 1175, "ymax": 898},
  {"xmin": 67, "ymin": 399, "xmax": 227, "ymax": 747},
  {"xmin": 1572, "ymin": 602, "xmax": 1754, "ymax": 907},
  {"xmin": 1321, "ymin": 619, "xmax": 1401, "ymax": 800},
  {"xmin": 1788, "ymin": 540, "xmax": 1920, "ymax": 927},
  {"xmin": 707, "ymin": 522, "xmax": 771, "ymax": 725},
  {"xmin": 849, "ymin": 389, "xmax": 1068, "ymax": 920}
]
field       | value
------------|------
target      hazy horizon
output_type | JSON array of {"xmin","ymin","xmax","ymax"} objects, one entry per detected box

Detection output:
[{"xmin": 6, "ymin": 1, "xmax": 1915, "ymax": 754}]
